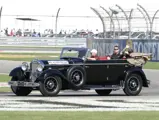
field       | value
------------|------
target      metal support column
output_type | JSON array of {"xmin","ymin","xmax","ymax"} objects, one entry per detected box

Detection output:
[{"xmin": 100, "ymin": 6, "xmax": 115, "ymax": 39}]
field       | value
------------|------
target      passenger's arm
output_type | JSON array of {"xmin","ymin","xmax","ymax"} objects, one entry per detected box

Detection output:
[{"xmin": 87, "ymin": 57, "xmax": 96, "ymax": 60}]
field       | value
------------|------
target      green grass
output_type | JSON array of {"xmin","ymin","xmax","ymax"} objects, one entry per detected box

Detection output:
[
  {"xmin": 0, "ymin": 74, "xmax": 10, "ymax": 82},
  {"xmin": 0, "ymin": 87, "xmax": 11, "ymax": 92},
  {"xmin": 0, "ymin": 52, "xmax": 60, "ymax": 61},
  {"xmin": 0, "ymin": 111, "xmax": 158, "ymax": 120},
  {"xmin": 144, "ymin": 62, "xmax": 159, "ymax": 69},
  {"xmin": 0, "ymin": 74, "xmax": 11, "ymax": 92},
  {"xmin": 0, "ymin": 53, "xmax": 77, "ymax": 61}
]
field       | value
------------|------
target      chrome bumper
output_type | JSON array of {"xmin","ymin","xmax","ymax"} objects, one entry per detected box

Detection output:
[{"xmin": 8, "ymin": 81, "xmax": 40, "ymax": 87}]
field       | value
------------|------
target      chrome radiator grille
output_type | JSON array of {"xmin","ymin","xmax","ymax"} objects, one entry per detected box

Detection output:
[{"xmin": 30, "ymin": 61, "xmax": 39, "ymax": 81}]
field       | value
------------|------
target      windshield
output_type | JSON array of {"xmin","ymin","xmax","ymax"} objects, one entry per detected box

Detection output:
[
  {"xmin": 61, "ymin": 50, "xmax": 79, "ymax": 58},
  {"xmin": 60, "ymin": 48, "xmax": 88, "ymax": 58}
]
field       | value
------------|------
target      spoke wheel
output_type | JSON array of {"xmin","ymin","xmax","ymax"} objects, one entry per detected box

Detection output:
[
  {"xmin": 70, "ymin": 70, "xmax": 84, "ymax": 86},
  {"xmin": 44, "ymin": 77, "xmax": 58, "ymax": 92},
  {"xmin": 67, "ymin": 66, "xmax": 86, "ymax": 90},
  {"xmin": 123, "ymin": 74, "xmax": 142, "ymax": 96},
  {"xmin": 39, "ymin": 76, "xmax": 62, "ymax": 96}
]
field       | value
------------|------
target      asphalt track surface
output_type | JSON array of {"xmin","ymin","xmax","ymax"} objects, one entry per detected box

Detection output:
[{"xmin": 0, "ymin": 60, "xmax": 159, "ymax": 111}]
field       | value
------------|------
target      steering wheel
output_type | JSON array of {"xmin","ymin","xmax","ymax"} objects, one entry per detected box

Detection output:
[{"xmin": 68, "ymin": 58, "xmax": 74, "ymax": 64}]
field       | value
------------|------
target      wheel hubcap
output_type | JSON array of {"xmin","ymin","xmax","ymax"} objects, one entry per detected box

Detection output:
[
  {"xmin": 71, "ymin": 70, "xmax": 83, "ymax": 85},
  {"xmin": 128, "ymin": 77, "xmax": 139, "ymax": 91},
  {"xmin": 44, "ymin": 77, "xmax": 57, "ymax": 92},
  {"xmin": 46, "ymin": 80, "xmax": 55, "ymax": 89},
  {"xmin": 130, "ymin": 80, "xmax": 137, "ymax": 88}
]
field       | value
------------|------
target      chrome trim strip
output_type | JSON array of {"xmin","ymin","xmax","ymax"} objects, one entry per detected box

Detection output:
[
  {"xmin": 44, "ymin": 63, "xmax": 130, "ymax": 67},
  {"xmin": 8, "ymin": 81, "xmax": 40, "ymax": 87}
]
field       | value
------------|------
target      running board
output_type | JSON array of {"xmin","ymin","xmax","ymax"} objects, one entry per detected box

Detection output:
[{"xmin": 82, "ymin": 85, "xmax": 123, "ymax": 90}]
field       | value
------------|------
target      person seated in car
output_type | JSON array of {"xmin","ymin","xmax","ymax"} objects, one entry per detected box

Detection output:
[
  {"xmin": 111, "ymin": 45, "xmax": 122, "ymax": 59},
  {"xmin": 124, "ymin": 48, "xmax": 134, "ymax": 58},
  {"xmin": 120, "ymin": 45, "xmax": 134, "ymax": 59},
  {"xmin": 87, "ymin": 49, "xmax": 99, "ymax": 60}
]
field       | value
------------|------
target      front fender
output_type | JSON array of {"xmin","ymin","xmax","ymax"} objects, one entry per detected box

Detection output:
[
  {"xmin": 125, "ymin": 67, "xmax": 149, "ymax": 87},
  {"xmin": 9, "ymin": 67, "xmax": 26, "ymax": 80},
  {"xmin": 36, "ymin": 69, "xmax": 67, "ymax": 82},
  {"xmin": 9, "ymin": 67, "xmax": 23, "ymax": 77}
]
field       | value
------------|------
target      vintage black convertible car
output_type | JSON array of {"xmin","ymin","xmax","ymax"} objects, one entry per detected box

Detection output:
[{"xmin": 8, "ymin": 47, "xmax": 150, "ymax": 96}]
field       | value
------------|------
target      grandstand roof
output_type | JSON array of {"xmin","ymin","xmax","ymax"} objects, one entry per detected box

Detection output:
[{"xmin": 15, "ymin": 18, "xmax": 40, "ymax": 21}]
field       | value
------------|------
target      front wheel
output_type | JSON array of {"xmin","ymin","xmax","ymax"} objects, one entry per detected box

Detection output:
[
  {"xmin": 123, "ymin": 74, "xmax": 143, "ymax": 96},
  {"xmin": 10, "ymin": 77, "xmax": 32, "ymax": 96},
  {"xmin": 67, "ymin": 66, "xmax": 86, "ymax": 90},
  {"xmin": 39, "ymin": 76, "xmax": 62, "ymax": 96},
  {"xmin": 95, "ymin": 89, "xmax": 112, "ymax": 96}
]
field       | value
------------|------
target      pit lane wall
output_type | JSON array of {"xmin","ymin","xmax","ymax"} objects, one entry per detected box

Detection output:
[{"xmin": 87, "ymin": 38, "xmax": 159, "ymax": 62}]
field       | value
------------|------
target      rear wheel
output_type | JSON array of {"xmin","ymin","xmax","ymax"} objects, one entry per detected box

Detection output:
[
  {"xmin": 123, "ymin": 74, "xmax": 143, "ymax": 96},
  {"xmin": 10, "ymin": 77, "xmax": 32, "ymax": 96},
  {"xmin": 39, "ymin": 76, "xmax": 62, "ymax": 96},
  {"xmin": 67, "ymin": 66, "xmax": 86, "ymax": 90},
  {"xmin": 95, "ymin": 89, "xmax": 112, "ymax": 96}
]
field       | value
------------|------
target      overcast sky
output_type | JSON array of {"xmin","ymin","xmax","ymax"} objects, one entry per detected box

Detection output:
[{"xmin": 1, "ymin": 0, "xmax": 159, "ymax": 33}]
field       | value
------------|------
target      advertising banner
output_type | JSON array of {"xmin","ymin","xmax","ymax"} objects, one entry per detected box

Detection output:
[{"xmin": 92, "ymin": 39, "xmax": 159, "ymax": 61}]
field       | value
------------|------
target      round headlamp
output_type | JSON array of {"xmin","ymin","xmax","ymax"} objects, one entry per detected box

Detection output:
[
  {"xmin": 36, "ymin": 63, "xmax": 44, "ymax": 72},
  {"xmin": 21, "ymin": 62, "xmax": 29, "ymax": 71}
]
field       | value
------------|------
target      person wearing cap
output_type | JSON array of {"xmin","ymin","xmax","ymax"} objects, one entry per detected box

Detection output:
[{"xmin": 87, "ymin": 49, "xmax": 99, "ymax": 60}]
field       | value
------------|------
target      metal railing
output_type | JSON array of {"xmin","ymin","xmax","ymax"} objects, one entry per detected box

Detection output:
[{"xmin": 0, "ymin": 37, "xmax": 87, "ymax": 47}]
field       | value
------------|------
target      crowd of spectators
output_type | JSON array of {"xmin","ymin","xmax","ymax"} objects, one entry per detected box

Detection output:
[
  {"xmin": 2, "ymin": 28, "xmax": 157, "ymax": 39},
  {"xmin": 0, "ymin": 28, "xmax": 99, "ymax": 38}
]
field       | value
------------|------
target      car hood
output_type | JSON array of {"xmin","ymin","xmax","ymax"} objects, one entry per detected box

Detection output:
[{"xmin": 39, "ymin": 60, "xmax": 69, "ymax": 65}]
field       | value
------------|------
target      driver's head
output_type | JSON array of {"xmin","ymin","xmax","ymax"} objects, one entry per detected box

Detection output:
[
  {"xmin": 91, "ymin": 49, "xmax": 97, "ymax": 56},
  {"xmin": 113, "ymin": 45, "xmax": 119, "ymax": 54}
]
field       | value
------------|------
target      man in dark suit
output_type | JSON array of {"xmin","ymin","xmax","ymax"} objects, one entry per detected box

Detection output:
[
  {"xmin": 111, "ymin": 45, "xmax": 122, "ymax": 59},
  {"xmin": 111, "ymin": 45, "xmax": 134, "ymax": 59}
]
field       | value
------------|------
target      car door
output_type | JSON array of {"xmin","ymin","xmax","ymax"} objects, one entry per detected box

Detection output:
[
  {"xmin": 84, "ymin": 60, "xmax": 108, "ymax": 84},
  {"xmin": 106, "ymin": 59, "xmax": 128, "ymax": 83}
]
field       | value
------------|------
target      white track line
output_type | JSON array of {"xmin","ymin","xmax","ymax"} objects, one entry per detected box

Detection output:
[{"xmin": 0, "ymin": 98, "xmax": 159, "ymax": 111}]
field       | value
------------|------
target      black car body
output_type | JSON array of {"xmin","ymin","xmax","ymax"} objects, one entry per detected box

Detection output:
[{"xmin": 8, "ymin": 47, "xmax": 150, "ymax": 96}]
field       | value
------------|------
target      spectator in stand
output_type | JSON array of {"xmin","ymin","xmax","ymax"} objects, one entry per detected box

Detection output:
[
  {"xmin": 10, "ymin": 29, "xmax": 13, "ymax": 36},
  {"xmin": 38, "ymin": 32, "xmax": 41, "ymax": 37},
  {"xmin": 5, "ymin": 28, "xmax": 8, "ymax": 36},
  {"xmin": 12, "ymin": 29, "xmax": 16, "ymax": 36}
]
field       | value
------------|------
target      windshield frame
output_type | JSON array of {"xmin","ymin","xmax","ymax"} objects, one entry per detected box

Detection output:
[{"xmin": 60, "ymin": 47, "xmax": 89, "ymax": 59}]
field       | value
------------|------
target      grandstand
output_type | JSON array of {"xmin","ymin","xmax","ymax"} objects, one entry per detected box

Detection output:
[{"xmin": 1, "ymin": 4, "xmax": 159, "ymax": 39}]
